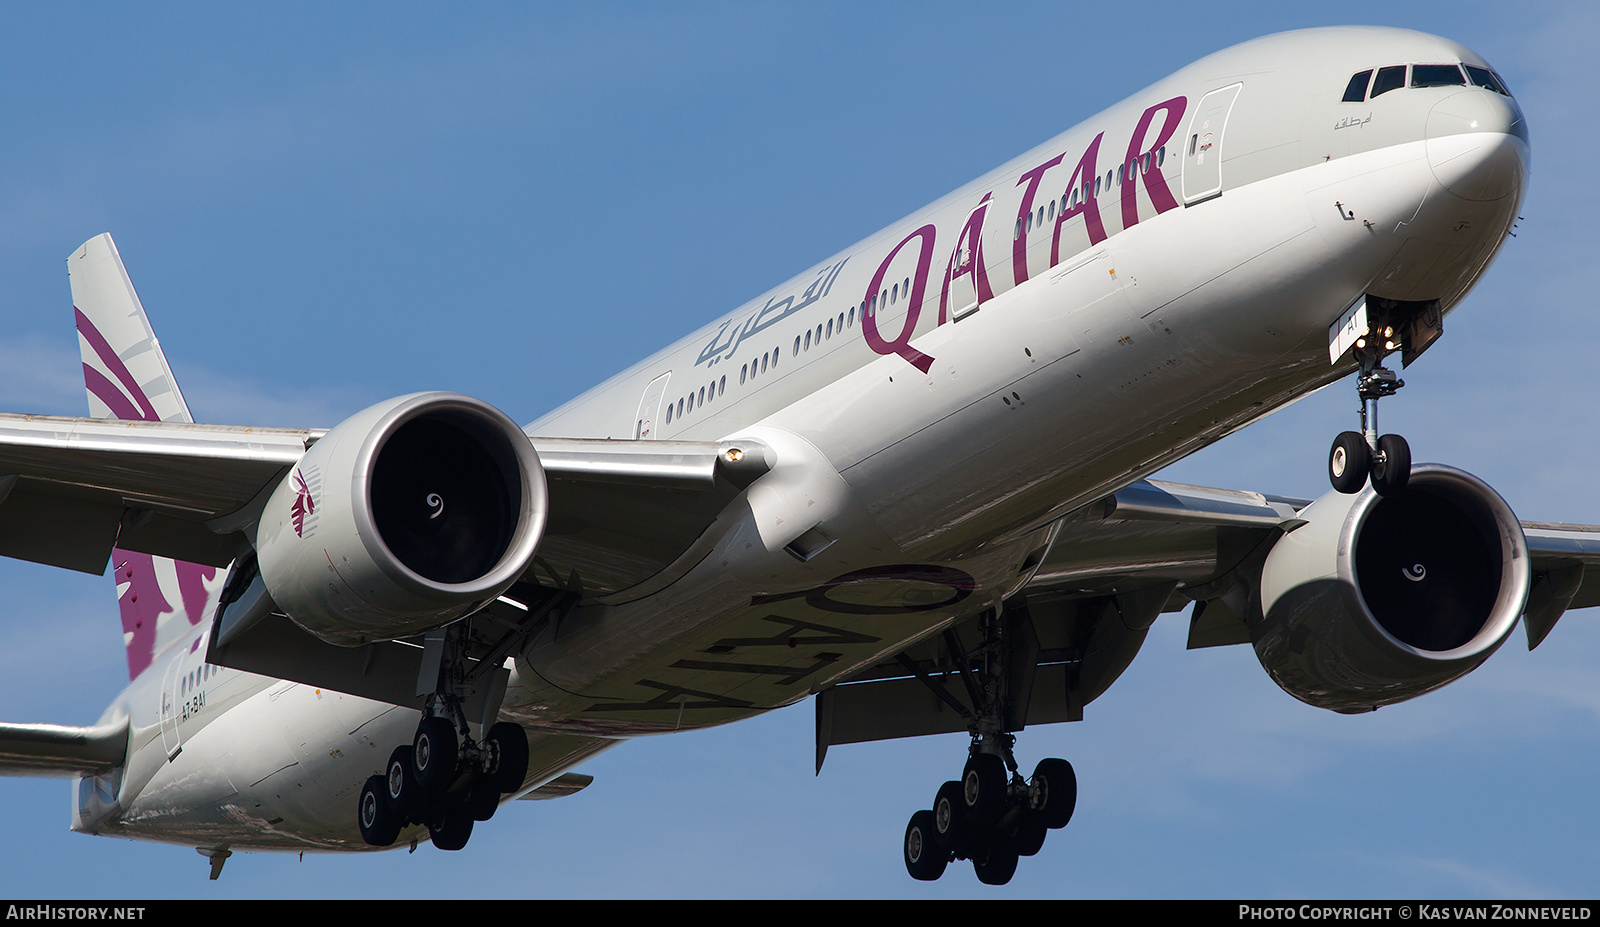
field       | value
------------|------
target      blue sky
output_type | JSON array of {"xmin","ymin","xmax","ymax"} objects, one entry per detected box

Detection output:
[{"xmin": 0, "ymin": 0, "xmax": 1597, "ymax": 899}]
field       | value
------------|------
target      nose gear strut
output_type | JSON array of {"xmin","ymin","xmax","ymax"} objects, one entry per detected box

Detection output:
[{"xmin": 1327, "ymin": 297, "xmax": 1437, "ymax": 496}]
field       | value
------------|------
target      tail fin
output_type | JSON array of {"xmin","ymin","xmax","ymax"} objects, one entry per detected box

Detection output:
[
  {"xmin": 70, "ymin": 233, "xmax": 193, "ymax": 424},
  {"xmin": 70, "ymin": 234, "xmax": 222, "ymax": 679}
]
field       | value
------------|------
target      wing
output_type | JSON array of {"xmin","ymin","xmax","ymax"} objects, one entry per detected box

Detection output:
[
  {"xmin": 814, "ymin": 477, "xmax": 1600, "ymax": 765},
  {"xmin": 0, "ymin": 413, "xmax": 768, "ymax": 581},
  {"xmin": 0, "ymin": 411, "xmax": 772, "ymax": 707}
]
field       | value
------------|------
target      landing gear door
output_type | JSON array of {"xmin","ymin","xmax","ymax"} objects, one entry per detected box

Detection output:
[
  {"xmin": 634, "ymin": 371, "xmax": 671, "ymax": 439},
  {"xmin": 1182, "ymin": 83, "xmax": 1243, "ymax": 205}
]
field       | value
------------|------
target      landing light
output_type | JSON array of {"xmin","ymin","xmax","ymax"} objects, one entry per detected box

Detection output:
[{"xmin": 725, "ymin": 448, "xmax": 744, "ymax": 462}]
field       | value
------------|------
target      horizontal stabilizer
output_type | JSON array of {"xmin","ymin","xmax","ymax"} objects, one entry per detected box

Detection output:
[{"xmin": 0, "ymin": 719, "xmax": 128, "ymax": 777}]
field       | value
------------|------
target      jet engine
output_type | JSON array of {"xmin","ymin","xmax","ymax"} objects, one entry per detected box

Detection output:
[
  {"xmin": 254, "ymin": 392, "xmax": 547, "ymax": 646},
  {"xmin": 1253, "ymin": 464, "xmax": 1529, "ymax": 712}
]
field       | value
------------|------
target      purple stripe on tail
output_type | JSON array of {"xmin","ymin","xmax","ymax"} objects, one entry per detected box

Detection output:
[
  {"xmin": 74, "ymin": 307, "xmax": 159, "ymax": 422},
  {"xmin": 83, "ymin": 365, "xmax": 145, "ymax": 421}
]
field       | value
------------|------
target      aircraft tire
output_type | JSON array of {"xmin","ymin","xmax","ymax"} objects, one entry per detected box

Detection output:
[
  {"xmin": 932, "ymin": 780, "xmax": 968, "ymax": 855},
  {"xmin": 429, "ymin": 803, "xmax": 474, "ymax": 851},
  {"xmin": 413, "ymin": 717, "xmax": 458, "ymax": 792},
  {"xmin": 466, "ymin": 779, "xmax": 500, "ymax": 822},
  {"xmin": 903, "ymin": 810, "xmax": 948, "ymax": 881},
  {"xmin": 1031, "ymin": 757, "xmax": 1077, "ymax": 829},
  {"xmin": 961, "ymin": 754, "xmax": 1008, "ymax": 827},
  {"xmin": 484, "ymin": 721, "xmax": 529, "ymax": 793},
  {"xmin": 1372, "ymin": 434, "xmax": 1411, "ymax": 496},
  {"xmin": 1330, "ymin": 432, "xmax": 1370, "ymax": 494},
  {"xmin": 973, "ymin": 840, "xmax": 1020, "ymax": 885},
  {"xmin": 386, "ymin": 746, "xmax": 421, "ymax": 821},
  {"xmin": 1015, "ymin": 812, "xmax": 1047, "ymax": 857},
  {"xmin": 359, "ymin": 775, "xmax": 402, "ymax": 847}
]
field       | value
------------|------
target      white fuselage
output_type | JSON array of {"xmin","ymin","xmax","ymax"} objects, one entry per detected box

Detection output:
[{"xmin": 78, "ymin": 26, "xmax": 1528, "ymax": 851}]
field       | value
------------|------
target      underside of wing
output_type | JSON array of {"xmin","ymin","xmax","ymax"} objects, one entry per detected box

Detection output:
[{"xmin": 816, "ymin": 475, "xmax": 1600, "ymax": 761}]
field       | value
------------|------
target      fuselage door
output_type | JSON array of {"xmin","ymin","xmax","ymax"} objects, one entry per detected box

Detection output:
[
  {"xmin": 634, "ymin": 371, "xmax": 671, "ymax": 439},
  {"xmin": 159, "ymin": 653, "xmax": 183, "ymax": 760},
  {"xmin": 948, "ymin": 204, "xmax": 985, "ymax": 321},
  {"xmin": 1182, "ymin": 83, "xmax": 1243, "ymax": 204}
]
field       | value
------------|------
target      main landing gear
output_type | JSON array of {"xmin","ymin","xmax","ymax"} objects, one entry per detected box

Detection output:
[
  {"xmin": 899, "ymin": 607, "xmax": 1076, "ymax": 886},
  {"xmin": 358, "ymin": 584, "xmax": 570, "ymax": 850},
  {"xmin": 904, "ymin": 735, "xmax": 1077, "ymax": 885},
  {"xmin": 1328, "ymin": 320, "xmax": 1412, "ymax": 497},
  {"xmin": 358, "ymin": 708, "xmax": 530, "ymax": 851}
]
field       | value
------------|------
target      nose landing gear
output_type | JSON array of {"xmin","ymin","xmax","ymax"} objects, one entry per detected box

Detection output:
[{"xmin": 1328, "ymin": 309, "xmax": 1418, "ymax": 496}]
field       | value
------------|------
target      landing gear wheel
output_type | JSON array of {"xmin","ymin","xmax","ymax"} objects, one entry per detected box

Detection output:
[
  {"xmin": 1015, "ymin": 813, "xmax": 1048, "ymax": 857},
  {"xmin": 973, "ymin": 841, "xmax": 1020, "ymax": 886},
  {"xmin": 428, "ymin": 802, "xmax": 474, "ymax": 851},
  {"xmin": 413, "ymin": 717, "xmax": 458, "ymax": 792},
  {"xmin": 385, "ymin": 746, "xmax": 420, "ymax": 821},
  {"xmin": 1371, "ymin": 433, "xmax": 1411, "ymax": 496},
  {"xmin": 358, "ymin": 775, "xmax": 402, "ymax": 847},
  {"xmin": 1030, "ymin": 757, "xmax": 1077, "ymax": 829},
  {"xmin": 961, "ymin": 753, "xmax": 1008, "ymax": 827},
  {"xmin": 904, "ymin": 810, "xmax": 948, "ymax": 881},
  {"xmin": 932, "ymin": 780, "xmax": 969, "ymax": 855},
  {"xmin": 466, "ymin": 779, "xmax": 501, "ymax": 822},
  {"xmin": 1329, "ymin": 431, "xmax": 1370, "ymax": 494},
  {"xmin": 483, "ymin": 721, "xmax": 530, "ymax": 793}
]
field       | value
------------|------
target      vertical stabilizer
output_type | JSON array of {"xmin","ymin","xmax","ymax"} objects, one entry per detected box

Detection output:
[
  {"xmin": 69, "ymin": 234, "xmax": 222, "ymax": 679},
  {"xmin": 69, "ymin": 233, "xmax": 193, "ymax": 424}
]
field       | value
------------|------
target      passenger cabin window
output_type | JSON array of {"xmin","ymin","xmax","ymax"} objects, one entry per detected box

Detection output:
[
  {"xmin": 1370, "ymin": 65, "xmax": 1407, "ymax": 98},
  {"xmin": 1342, "ymin": 69, "xmax": 1373, "ymax": 102},
  {"xmin": 1412, "ymin": 64, "xmax": 1466, "ymax": 87}
]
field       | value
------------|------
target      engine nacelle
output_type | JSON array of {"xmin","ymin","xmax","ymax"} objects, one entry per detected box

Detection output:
[
  {"xmin": 255, "ymin": 392, "xmax": 547, "ymax": 646},
  {"xmin": 1254, "ymin": 464, "xmax": 1529, "ymax": 712}
]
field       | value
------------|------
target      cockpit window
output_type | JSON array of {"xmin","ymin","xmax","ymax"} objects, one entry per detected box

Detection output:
[
  {"xmin": 1465, "ymin": 65, "xmax": 1510, "ymax": 96},
  {"xmin": 1370, "ymin": 65, "xmax": 1407, "ymax": 98},
  {"xmin": 1342, "ymin": 70, "xmax": 1373, "ymax": 103},
  {"xmin": 1411, "ymin": 64, "xmax": 1466, "ymax": 88}
]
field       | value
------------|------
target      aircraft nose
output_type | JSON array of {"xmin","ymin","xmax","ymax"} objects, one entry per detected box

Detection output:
[{"xmin": 1424, "ymin": 90, "xmax": 1529, "ymax": 202}]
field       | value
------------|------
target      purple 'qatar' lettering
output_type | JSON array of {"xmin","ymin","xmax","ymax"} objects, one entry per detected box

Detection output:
[
  {"xmin": 939, "ymin": 193, "xmax": 997, "ymax": 324},
  {"xmin": 862, "ymin": 225, "xmax": 938, "ymax": 372},
  {"xmin": 1121, "ymin": 96, "xmax": 1187, "ymax": 230},
  {"xmin": 1012, "ymin": 154, "xmax": 1066, "ymax": 286},
  {"xmin": 75, "ymin": 307, "xmax": 159, "ymax": 422},
  {"xmin": 1052, "ymin": 132, "xmax": 1109, "ymax": 264}
]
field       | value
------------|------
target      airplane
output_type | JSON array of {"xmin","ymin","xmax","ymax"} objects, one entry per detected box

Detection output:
[{"xmin": 0, "ymin": 24, "xmax": 1581, "ymax": 888}]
